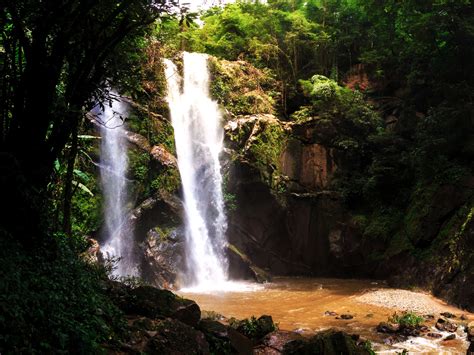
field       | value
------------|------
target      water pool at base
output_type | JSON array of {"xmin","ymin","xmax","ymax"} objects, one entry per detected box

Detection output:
[{"xmin": 179, "ymin": 277, "xmax": 472, "ymax": 354}]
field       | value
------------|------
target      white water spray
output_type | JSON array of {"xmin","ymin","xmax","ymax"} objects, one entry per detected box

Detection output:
[
  {"xmin": 98, "ymin": 97, "xmax": 136, "ymax": 277},
  {"xmin": 164, "ymin": 53, "xmax": 230, "ymax": 290}
]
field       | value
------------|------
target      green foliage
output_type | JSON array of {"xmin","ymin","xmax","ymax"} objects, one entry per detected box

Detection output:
[
  {"xmin": 152, "ymin": 226, "xmax": 176, "ymax": 242},
  {"xmin": 224, "ymin": 192, "xmax": 238, "ymax": 212},
  {"xmin": 363, "ymin": 208, "xmax": 404, "ymax": 242},
  {"xmin": 151, "ymin": 168, "xmax": 180, "ymax": 194},
  {"xmin": 230, "ymin": 315, "xmax": 278, "ymax": 340},
  {"xmin": 238, "ymin": 316, "xmax": 261, "ymax": 338},
  {"xmin": 248, "ymin": 121, "xmax": 287, "ymax": 187},
  {"xmin": 388, "ymin": 312, "xmax": 424, "ymax": 328},
  {"xmin": 208, "ymin": 57, "xmax": 278, "ymax": 115},
  {"xmin": 295, "ymin": 75, "xmax": 381, "ymax": 150},
  {"xmin": 0, "ymin": 232, "xmax": 125, "ymax": 353},
  {"xmin": 128, "ymin": 150, "xmax": 152, "ymax": 198},
  {"xmin": 48, "ymin": 133, "xmax": 102, "ymax": 236},
  {"xmin": 183, "ymin": 0, "xmax": 368, "ymax": 114},
  {"xmin": 361, "ymin": 340, "xmax": 376, "ymax": 355}
]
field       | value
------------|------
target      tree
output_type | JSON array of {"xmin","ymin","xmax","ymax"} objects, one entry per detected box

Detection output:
[{"xmin": 0, "ymin": 0, "xmax": 177, "ymax": 242}]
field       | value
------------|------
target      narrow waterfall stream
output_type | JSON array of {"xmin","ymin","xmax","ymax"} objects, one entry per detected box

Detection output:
[
  {"xmin": 98, "ymin": 97, "xmax": 136, "ymax": 277},
  {"xmin": 164, "ymin": 53, "xmax": 231, "ymax": 290}
]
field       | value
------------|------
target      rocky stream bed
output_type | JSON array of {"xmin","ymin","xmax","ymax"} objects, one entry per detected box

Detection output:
[{"xmin": 102, "ymin": 277, "xmax": 474, "ymax": 354}]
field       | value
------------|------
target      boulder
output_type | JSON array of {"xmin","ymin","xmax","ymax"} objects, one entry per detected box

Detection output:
[
  {"xmin": 142, "ymin": 227, "xmax": 185, "ymax": 288},
  {"xmin": 199, "ymin": 319, "xmax": 253, "ymax": 354},
  {"xmin": 443, "ymin": 334, "xmax": 456, "ymax": 341},
  {"xmin": 468, "ymin": 341, "xmax": 474, "ymax": 355},
  {"xmin": 337, "ymin": 314, "xmax": 354, "ymax": 320},
  {"xmin": 124, "ymin": 286, "xmax": 201, "ymax": 327},
  {"xmin": 144, "ymin": 318, "xmax": 210, "ymax": 354},
  {"xmin": 261, "ymin": 330, "xmax": 305, "ymax": 353},
  {"xmin": 376, "ymin": 322, "xmax": 400, "ymax": 333},
  {"xmin": 467, "ymin": 321, "xmax": 474, "ymax": 341},
  {"xmin": 435, "ymin": 318, "xmax": 458, "ymax": 333},
  {"xmin": 235, "ymin": 315, "xmax": 277, "ymax": 340},
  {"xmin": 81, "ymin": 237, "xmax": 103, "ymax": 264},
  {"xmin": 298, "ymin": 330, "xmax": 372, "ymax": 355}
]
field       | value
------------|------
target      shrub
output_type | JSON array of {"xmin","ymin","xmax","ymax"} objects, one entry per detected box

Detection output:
[
  {"xmin": 0, "ymin": 232, "xmax": 125, "ymax": 353},
  {"xmin": 388, "ymin": 312, "xmax": 424, "ymax": 327}
]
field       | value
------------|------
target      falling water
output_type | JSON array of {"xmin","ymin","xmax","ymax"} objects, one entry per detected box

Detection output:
[
  {"xmin": 164, "ymin": 53, "xmax": 229, "ymax": 290},
  {"xmin": 98, "ymin": 96, "xmax": 136, "ymax": 277}
]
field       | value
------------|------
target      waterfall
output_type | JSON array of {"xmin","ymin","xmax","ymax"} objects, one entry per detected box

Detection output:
[
  {"xmin": 164, "ymin": 52, "xmax": 229, "ymax": 290},
  {"xmin": 98, "ymin": 96, "xmax": 136, "ymax": 277}
]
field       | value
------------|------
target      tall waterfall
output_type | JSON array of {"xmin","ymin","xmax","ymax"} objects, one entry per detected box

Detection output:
[
  {"xmin": 164, "ymin": 53, "xmax": 229, "ymax": 289},
  {"xmin": 98, "ymin": 97, "xmax": 136, "ymax": 277}
]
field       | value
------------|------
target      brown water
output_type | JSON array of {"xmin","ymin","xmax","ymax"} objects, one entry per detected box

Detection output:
[{"xmin": 179, "ymin": 277, "xmax": 472, "ymax": 354}]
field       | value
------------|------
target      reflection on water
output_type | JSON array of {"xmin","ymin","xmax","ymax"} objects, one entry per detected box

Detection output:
[{"xmin": 179, "ymin": 277, "xmax": 471, "ymax": 354}]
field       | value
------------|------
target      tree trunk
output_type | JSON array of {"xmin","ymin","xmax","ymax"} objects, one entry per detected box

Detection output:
[{"xmin": 62, "ymin": 121, "xmax": 79, "ymax": 236}]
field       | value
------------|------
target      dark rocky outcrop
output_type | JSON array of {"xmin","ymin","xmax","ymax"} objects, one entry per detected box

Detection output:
[
  {"xmin": 104, "ymin": 280, "xmax": 370, "ymax": 354},
  {"xmin": 296, "ymin": 330, "xmax": 372, "ymax": 355},
  {"xmin": 387, "ymin": 181, "xmax": 474, "ymax": 311},
  {"xmin": 106, "ymin": 282, "xmax": 200, "ymax": 327},
  {"xmin": 144, "ymin": 318, "xmax": 210, "ymax": 354},
  {"xmin": 224, "ymin": 115, "xmax": 367, "ymax": 276},
  {"xmin": 199, "ymin": 319, "xmax": 253, "ymax": 354},
  {"xmin": 223, "ymin": 111, "xmax": 474, "ymax": 312},
  {"xmin": 226, "ymin": 243, "xmax": 272, "ymax": 283},
  {"xmin": 435, "ymin": 318, "xmax": 458, "ymax": 333}
]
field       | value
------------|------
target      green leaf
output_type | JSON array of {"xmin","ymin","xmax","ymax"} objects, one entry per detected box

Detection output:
[
  {"xmin": 72, "ymin": 181, "xmax": 94, "ymax": 197},
  {"xmin": 77, "ymin": 135, "xmax": 100, "ymax": 140},
  {"xmin": 73, "ymin": 169, "xmax": 90, "ymax": 182}
]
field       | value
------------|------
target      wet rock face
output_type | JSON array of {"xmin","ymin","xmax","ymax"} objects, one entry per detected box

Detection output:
[
  {"xmin": 141, "ymin": 228, "xmax": 185, "ymax": 289},
  {"xmin": 223, "ymin": 113, "xmax": 368, "ymax": 277},
  {"xmin": 226, "ymin": 243, "xmax": 272, "ymax": 283},
  {"xmin": 226, "ymin": 160, "xmax": 366, "ymax": 276},
  {"xmin": 388, "ymin": 190, "xmax": 474, "ymax": 312},
  {"xmin": 280, "ymin": 138, "xmax": 336, "ymax": 191}
]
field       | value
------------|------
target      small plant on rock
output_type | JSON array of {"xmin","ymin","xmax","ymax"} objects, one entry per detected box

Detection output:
[
  {"xmin": 232, "ymin": 315, "xmax": 277, "ymax": 340},
  {"xmin": 389, "ymin": 311, "xmax": 424, "ymax": 327}
]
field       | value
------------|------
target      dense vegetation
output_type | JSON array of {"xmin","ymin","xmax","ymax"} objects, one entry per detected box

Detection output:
[
  {"xmin": 1, "ymin": 0, "xmax": 473, "ymax": 352},
  {"xmin": 0, "ymin": 0, "xmax": 177, "ymax": 351},
  {"xmin": 180, "ymin": 0, "xmax": 474, "ymax": 263}
]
